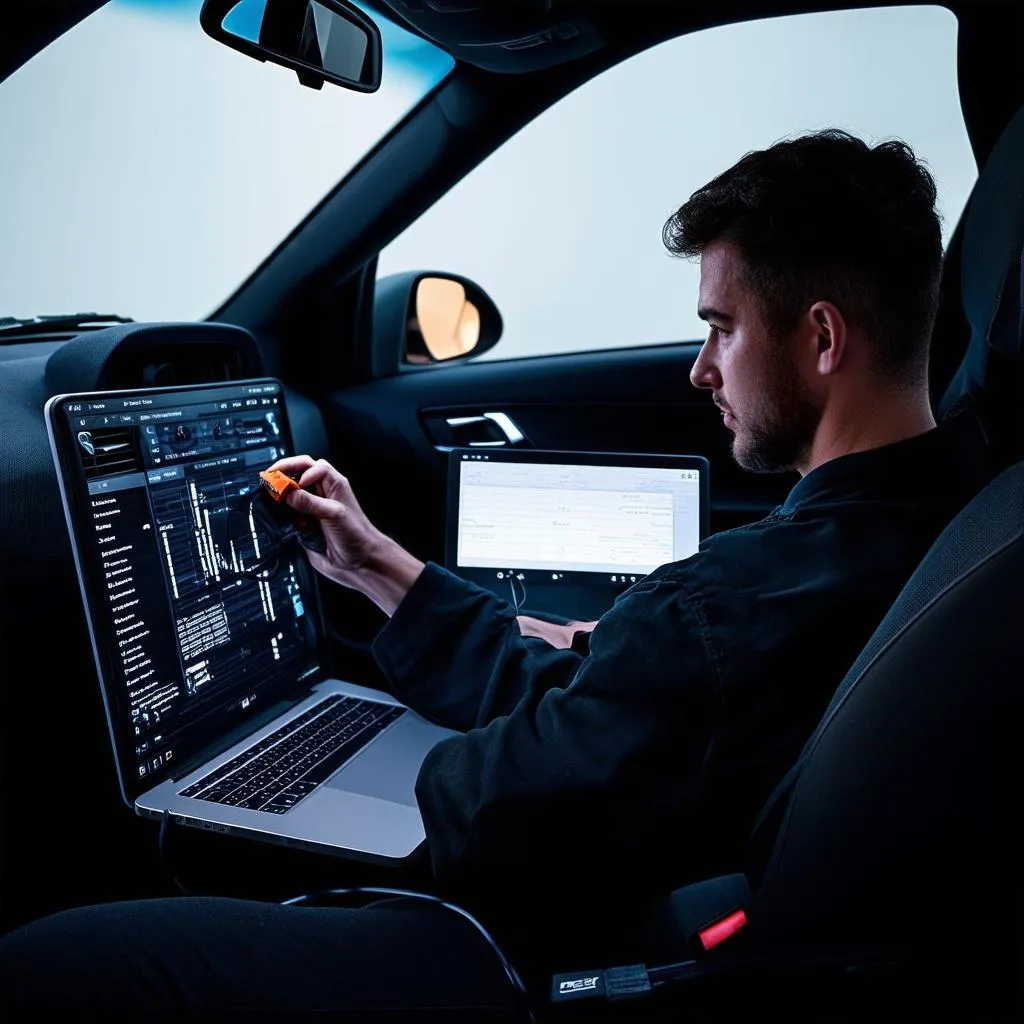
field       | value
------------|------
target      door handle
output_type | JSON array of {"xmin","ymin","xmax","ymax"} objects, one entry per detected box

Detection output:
[{"xmin": 445, "ymin": 411, "xmax": 526, "ymax": 446}]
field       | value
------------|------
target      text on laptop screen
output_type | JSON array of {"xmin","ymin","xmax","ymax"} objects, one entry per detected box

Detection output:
[
  {"xmin": 456, "ymin": 459, "xmax": 702, "ymax": 576},
  {"xmin": 50, "ymin": 380, "xmax": 321, "ymax": 795}
]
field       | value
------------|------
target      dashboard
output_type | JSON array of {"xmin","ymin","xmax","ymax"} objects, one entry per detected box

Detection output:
[{"xmin": 0, "ymin": 324, "xmax": 329, "ymax": 571}]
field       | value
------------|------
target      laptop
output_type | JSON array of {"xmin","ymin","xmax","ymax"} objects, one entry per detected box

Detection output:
[
  {"xmin": 445, "ymin": 447, "xmax": 710, "ymax": 622},
  {"xmin": 45, "ymin": 377, "xmax": 458, "ymax": 864}
]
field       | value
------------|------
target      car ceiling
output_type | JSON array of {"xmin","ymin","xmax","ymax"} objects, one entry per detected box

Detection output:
[
  {"xmin": 0, "ymin": 1, "xmax": 943, "ymax": 83},
  {"xmin": 0, "ymin": 0, "xmax": 107, "ymax": 84},
  {"xmin": 9, "ymin": 3, "xmax": 1020, "ymax": 103}
]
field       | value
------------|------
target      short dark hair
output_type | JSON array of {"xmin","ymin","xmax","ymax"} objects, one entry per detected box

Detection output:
[{"xmin": 663, "ymin": 130, "xmax": 943, "ymax": 386}]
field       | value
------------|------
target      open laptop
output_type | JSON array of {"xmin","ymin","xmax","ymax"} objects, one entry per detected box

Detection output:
[
  {"xmin": 45, "ymin": 377, "xmax": 457, "ymax": 864},
  {"xmin": 445, "ymin": 447, "xmax": 710, "ymax": 622}
]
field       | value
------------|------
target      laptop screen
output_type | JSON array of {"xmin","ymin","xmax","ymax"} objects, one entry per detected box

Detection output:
[
  {"xmin": 445, "ymin": 448, "xmax": 709, "ymax": 618},
  {"xmin": 46, "ymin": 378, "xmax": 323, "ymax": 804}
]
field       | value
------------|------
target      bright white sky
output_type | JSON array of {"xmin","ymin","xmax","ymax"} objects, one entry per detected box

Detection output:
[{"xmin": 0, "ymin": 0, "xmax": 450, "ymax": 321}]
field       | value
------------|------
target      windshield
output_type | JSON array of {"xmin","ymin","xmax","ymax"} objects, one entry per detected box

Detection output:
[{"xmin": 0, "ymin": 0, "xmax": 453, "ymax": 322}]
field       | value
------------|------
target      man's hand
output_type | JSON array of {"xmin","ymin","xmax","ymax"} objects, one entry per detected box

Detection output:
[
  {"xmin": 266, "ymin": 455, "xmax": 425, "ymax": 616},
  {"xmin": 517, "ymin": 615, "xmax": 598, "ymax": 649}
]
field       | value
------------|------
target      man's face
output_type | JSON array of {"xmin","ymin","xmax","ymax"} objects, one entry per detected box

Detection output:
[{"xmin": 690, "ymin": 240, "xmax": 823, "ymax": 474}]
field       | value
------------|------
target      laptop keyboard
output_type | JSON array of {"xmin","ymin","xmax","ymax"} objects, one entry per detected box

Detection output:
[{"xmin": 179, "ymin": 694, "xmax": 405, "ymax": 814}]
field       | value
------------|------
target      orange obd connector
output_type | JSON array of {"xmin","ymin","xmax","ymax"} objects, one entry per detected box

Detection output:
[{"xmin": 259, "ymin": 469, "xmax": 300, "ymax": 503}]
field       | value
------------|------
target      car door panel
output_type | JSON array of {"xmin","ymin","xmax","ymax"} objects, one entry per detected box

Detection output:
[{"xmin": 319, "ymin": 342, "xmax": 795, "ymax": 683}]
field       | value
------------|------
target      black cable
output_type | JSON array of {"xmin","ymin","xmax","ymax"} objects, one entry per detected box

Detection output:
[
  {"xmin": 508, "ymin": 574, "xmax": 527, "ymax": 614},
  {"xmin": 647, "ymin": 959, "xmax": 699, "ymax": 983},
  {"xmin": 220, "ymin": 490, "xmax": 300, "ymax": 582},
  {"xmin": 282, "ymin": 886, "xmax": 539, "ymax": 1023},
  {"xmin": 158, "ymin": 810, "xmax": 194, "ymax": 896}
]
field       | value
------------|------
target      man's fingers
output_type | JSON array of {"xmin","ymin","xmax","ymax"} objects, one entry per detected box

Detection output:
[
  {"xmin": 266, "ymin": 456, "xmax": 353, "ymax": 503},
  {"xmin": 284, "ymin": 486, "xmax": 343, "ymax": 521},
  {"xmin": 517, "ymin": 615, "xmax": 543, "ymax": 633},
  {"xmin": 297, "ymin": 459, "xmax": 352, "ymax": 497},
  {"xmin": 267, "ymin": 454, "xmax": 316, "ymax": 477},
  {"xmin": 517, "ymin": 615, "xmax": 577, "ymax": 648}
]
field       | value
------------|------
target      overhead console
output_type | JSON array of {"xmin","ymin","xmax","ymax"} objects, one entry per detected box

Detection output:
[
  {"xmin": 375, "ymin": 0, "xmax": 603, "ymax": 73},
  {"xmin": 45, "ymin": 322, "xmax": 263, "ymax": 397}
]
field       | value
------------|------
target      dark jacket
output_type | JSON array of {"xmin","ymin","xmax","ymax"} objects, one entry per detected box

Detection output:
[{"xmin": 372, "ymin": 413, "xmax": 986, "ymax": 959}]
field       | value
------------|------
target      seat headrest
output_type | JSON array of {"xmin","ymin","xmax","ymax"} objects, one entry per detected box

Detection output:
[{"xmin": 940, "ymin": 103, "xmax": 1024, "ymax": 420}]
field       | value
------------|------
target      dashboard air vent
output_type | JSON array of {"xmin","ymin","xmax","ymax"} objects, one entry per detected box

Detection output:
[{"xmin": 107, "ymin": 343, "xmax": 255, "ymax": 389}]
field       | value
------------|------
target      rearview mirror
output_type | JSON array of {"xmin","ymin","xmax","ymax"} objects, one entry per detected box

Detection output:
[{"xmin": 200, "ymin": 0, "xmax": 382, "ymax": 92}]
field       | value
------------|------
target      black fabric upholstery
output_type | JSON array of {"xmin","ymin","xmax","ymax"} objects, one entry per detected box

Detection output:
[
  {"xmin": 746, "ymin": 419, "xmax": 1010, "ymax": 867},
  {"xmin": 752, "ymin": 458, "xmax": 1022, "ymax": 932},
  {"xmin": 740, "ymin": 464, "xmax": 1024, "ymax": 1020},
  {"xmin": 956, "ymin": 104, "xmax": 1024, "ymax": 369},
  {"xmin": 940, "ymin": 103, "xmax": 1024, "ymax": 469}
]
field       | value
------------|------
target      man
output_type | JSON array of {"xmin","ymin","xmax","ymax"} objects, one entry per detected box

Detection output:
[{"xmin": 0, "ymin": 130, "xmax": 987, "ymax": 1016}]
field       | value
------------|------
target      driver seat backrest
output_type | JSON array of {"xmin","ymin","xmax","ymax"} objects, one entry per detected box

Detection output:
[
  {"xmin": 740, "ymin": 104, "xmax": 1024, "ymax": 1012},
  {"xmin": 938, "ymin": 103, "xmax": 1024, "ymax": 470},
  {"xmin": 747, "ymin": 462, "xmax": 1023, "ymax": 1001}
]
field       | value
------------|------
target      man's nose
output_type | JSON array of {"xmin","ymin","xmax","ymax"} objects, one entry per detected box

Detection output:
[{"xmin": 690, "ymin": 339, "xmax": 721, "ymax": 390}]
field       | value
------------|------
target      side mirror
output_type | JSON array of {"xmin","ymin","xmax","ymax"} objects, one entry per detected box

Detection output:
[
  {"xmin": 200, "ymin": 0, "xmax": 382, "ymax": 92},
  {"xmin": 374, "ymin": 272, "xmax": 503, "ymax": 371}
]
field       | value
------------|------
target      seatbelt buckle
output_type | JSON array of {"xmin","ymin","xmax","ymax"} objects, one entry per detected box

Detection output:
[
  {"xmin": 664, "ymin": 873, "xmax": 752, "ymax": 956},
  {"xmin": 696, "ymin": 908, "xmax": 748, "ymax": 952}
]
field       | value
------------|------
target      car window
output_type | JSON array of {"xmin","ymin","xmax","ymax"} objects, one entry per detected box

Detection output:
[
  {"xmin": 377, "ymin": 5, "xmax": 978, "ymax": 363},
  {"xmin": 0, "ymin": 0, "xmax": 453, "ymax": 322}
]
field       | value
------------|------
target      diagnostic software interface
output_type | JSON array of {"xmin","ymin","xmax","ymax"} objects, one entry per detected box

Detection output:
[
  {"xmin": 49, "ymin": 379, "xmax": 320, "ymax": 794},
  {"xmin": 454, "ymin": 455, "xmax": 704, "ymax": 582}
]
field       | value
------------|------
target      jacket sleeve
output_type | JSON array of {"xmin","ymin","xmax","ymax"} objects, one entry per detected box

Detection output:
[
  {"xmin": 371, "ymin": 562, "xmax": 585, "ymax": 731},
  {"xmin": 409, "ymin": 570, "xmax": 722, "ymax": 930}
]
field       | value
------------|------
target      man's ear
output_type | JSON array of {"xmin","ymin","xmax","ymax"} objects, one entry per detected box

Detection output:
[{"xmin": 808, "ymin": 301, "xmax": 847, "ymax": 376}]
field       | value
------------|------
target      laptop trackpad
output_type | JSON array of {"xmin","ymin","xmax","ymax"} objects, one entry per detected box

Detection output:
[{"xmin": 326, "ymin": 712, "xmax": 446, "ymax": 807}]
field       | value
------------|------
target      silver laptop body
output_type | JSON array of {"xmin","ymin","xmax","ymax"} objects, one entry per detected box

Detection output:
[{"xmin": 46, "ymin": 377, "xmax": 456, "ymax": 864}]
